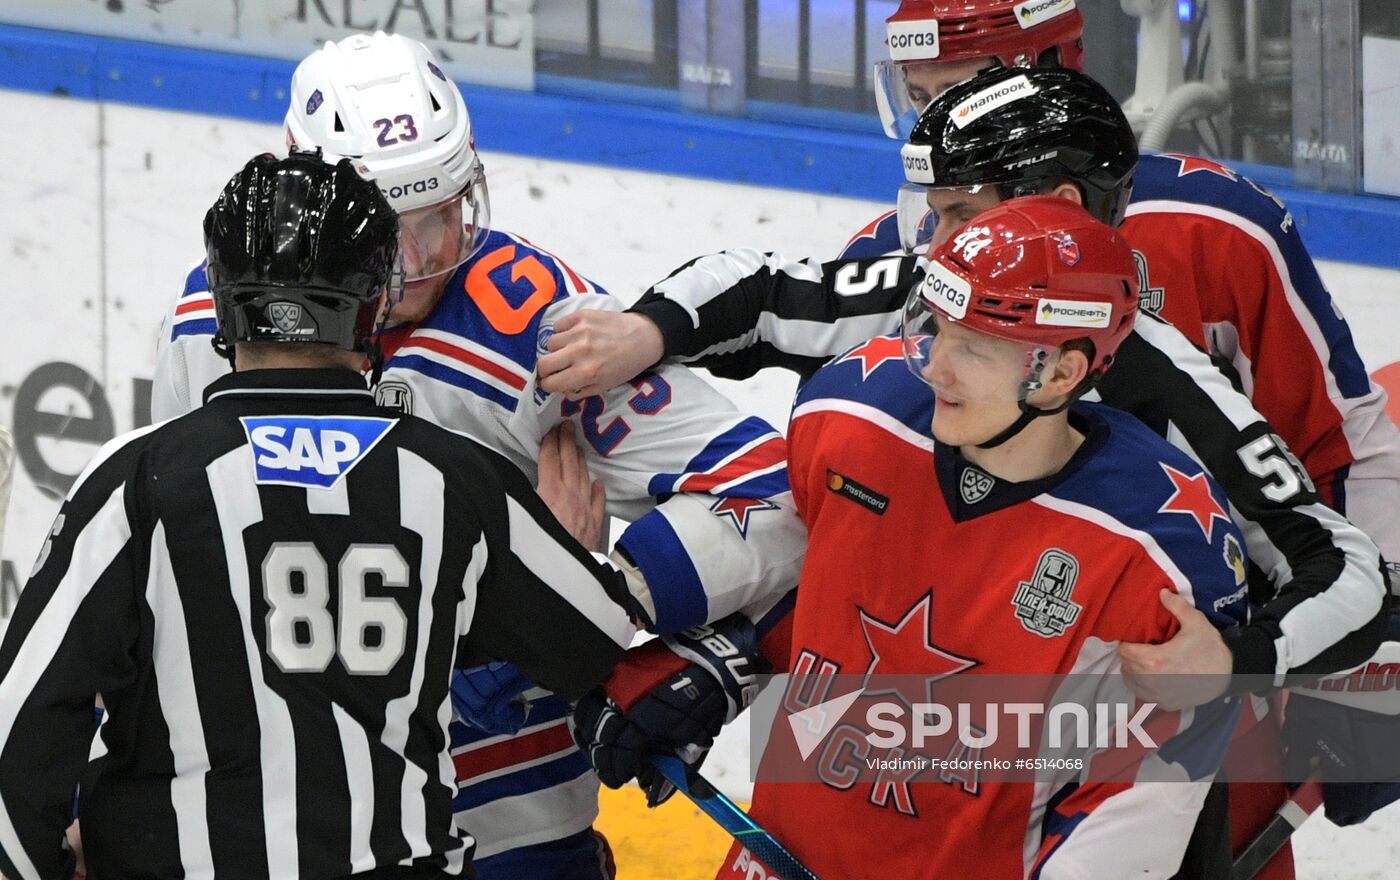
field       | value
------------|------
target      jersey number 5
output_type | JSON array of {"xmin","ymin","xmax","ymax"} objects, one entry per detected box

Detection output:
[{"xmin": 261, "ymin": 543, "xmax": 411, "ymax": 675}]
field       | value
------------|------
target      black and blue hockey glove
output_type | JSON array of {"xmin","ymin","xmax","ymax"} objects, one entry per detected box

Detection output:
[{"xmin": 572, "ymin": 613, "xmax": 770, "ymax": 806}]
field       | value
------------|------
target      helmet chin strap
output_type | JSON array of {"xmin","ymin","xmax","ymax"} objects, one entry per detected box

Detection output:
[{"xmin": 974, "ymin": 372, "xmax": 1102, "ymax": 450}]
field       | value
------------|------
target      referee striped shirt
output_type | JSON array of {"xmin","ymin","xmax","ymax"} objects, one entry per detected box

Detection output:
[{"xmin": 0, "ymin": 368, "xmax": 636, "ymax": 880}]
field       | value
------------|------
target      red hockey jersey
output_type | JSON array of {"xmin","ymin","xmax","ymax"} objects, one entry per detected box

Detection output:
[{"xmin": 721, "ymin": 339, "xmax": 1250, "ymax": 880}]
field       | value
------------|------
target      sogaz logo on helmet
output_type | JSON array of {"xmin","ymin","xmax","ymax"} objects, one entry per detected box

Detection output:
[
  {"xmin": 886, "ymin": 19, "xmax": 940, "ymax": 62},
  {"xmin": 922, "ymin": 262, "xmax": 971, "ymax": 320},
  {"xmin": 241, "ymin": 416, "xmax": 398, "ymax": 489},
  {"xmin": 901, "ymin": 143, "xmax": 936, "ymax": 185},
  {"xmin": 1014, "ymin": 0, "xmax": 1077, "ymax": 29},
  {"xmin": 382, "ymin": 176, "xmax": 440, "ymax": 202},
  {"xmin": 951, "ymin": 74, "xmax": 1039, "ymax": 130},
  {"xmin": 1035, "ymin": 298, "xmax": 1112, "ymax": 328}
]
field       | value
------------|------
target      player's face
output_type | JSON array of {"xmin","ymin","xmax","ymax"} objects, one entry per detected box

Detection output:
[
  {"xmin": 924, "ymin": 186, "xmax": 1005, "ymax": 251},
  {"xmin": 919, "ymin": 314, "xmax": 1032, "ymax": 446},
  {"xmin": 902, "ymin": 57, "xmax": 999, "ymax": 109},
  {"xmin": 391, "ymin": 194, "xmax": 469, "ymax": 324}
]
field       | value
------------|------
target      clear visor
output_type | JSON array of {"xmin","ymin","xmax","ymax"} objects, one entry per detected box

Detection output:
[
  {"xmin": 895, "ymin": 182, "xmax": 994, "ymax": 256},
  {"xmin": 397, "ymin": 159, "xmax": 491, "ymax": 283},
  {"xmin": 874, "ymin": 60, "xmax": 924, "ymax": 140},
  {"xmin": 900, "ymin": 273, "xmax": 1055, "ymax": 403}
]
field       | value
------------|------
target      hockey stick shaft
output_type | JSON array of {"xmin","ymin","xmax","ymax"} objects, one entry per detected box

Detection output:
[
  {"xmin": 1231, "ymin": 777, "xmax": 1323, "ymax": 880},
  {"xmin": 648, "ymin": 755, "xmax": 821, "ymax": 880}
]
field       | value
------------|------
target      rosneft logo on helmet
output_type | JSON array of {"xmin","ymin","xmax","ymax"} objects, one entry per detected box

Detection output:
[
  {"xmin": 922, "ymin": 261, "xmax": 972, "ymax": 320},
  {"xmin": 1013, "ymin": 0, "xmax": 1077, "ymax": 29},
  {"xmin": 886, "ymin": 19, "xmax": 940, "ymax": 63},
  {"xmin": 1035, "ymin": 298, "xmax": 1112, "ymax": 328},
  {"xmin": 900, "ymin": 143, "xmax": 937, "ymax": 185},
  {"xmin": 952, "ymin": 74, "xmax": 1039, "ymax": 129}
]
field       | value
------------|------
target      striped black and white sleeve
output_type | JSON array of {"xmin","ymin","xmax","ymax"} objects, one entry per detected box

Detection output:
[
  {"xmin": 0, "ymin": 431, "xmax": 150, "ymax": 880},
  {"xmin": 451, "ymin": 441, "xmax": 638, "ymax": 702},
  {"xmin": 633, "ymin": 249, "xmax": 919, "ymax": 382},
  {"xmin": 1098, "ymin": 314, "xmax": 1389, "ymax": 682}
]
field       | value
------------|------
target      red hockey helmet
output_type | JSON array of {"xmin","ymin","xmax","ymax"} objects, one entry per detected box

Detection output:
[
  {"xmin": 902, "ymin": 196, "xmax": 1138, "ymax": 394},
  {"xmin": 876, "ymin": 0, "xmax": 1087, "ymax": 138}
]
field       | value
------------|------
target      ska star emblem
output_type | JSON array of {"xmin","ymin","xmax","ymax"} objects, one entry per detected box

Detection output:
[
  {"xmin": 860, "ymin": 592, "xmax": 979, "ymax": 707},
  {"xmin": 1162, "ymin": 152, "xmax": 1239, "ymax": 182},
  {"xmin": 710, "ymin": 496, "xmax": 781, "ymax": 538},
  {"xmin": 1157, "ymin": 463, "xmax": 1231, "ymax": 541},
  {"xmin": 837, "ymin": 336, "xmax": 906, "ymax": 381}
]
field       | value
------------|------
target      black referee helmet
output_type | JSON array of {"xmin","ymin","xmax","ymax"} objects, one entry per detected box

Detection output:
[{"xmin": 204, "ymin": 149, "xmax": 400, "ymax": 358}]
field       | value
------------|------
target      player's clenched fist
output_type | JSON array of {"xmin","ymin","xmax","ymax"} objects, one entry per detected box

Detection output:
[{"xmin": 538, "ymin": 309, "xmax": 666, "ymax": 399}]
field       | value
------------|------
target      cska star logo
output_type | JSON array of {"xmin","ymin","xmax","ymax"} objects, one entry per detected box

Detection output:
[
  {"xmin": 836, "ymin": 336, "xmax": 906, "ymax": 381},
  {"xmin": 710, "ymin": 496, "xmax": 781, "ymax": 538},
  {"xmin": 1157, "ymin": 463, "xmax": 1231, "ymax": 541},
  {"xmin": 859, "ymin": 592, "xmax": 979, "ymax": 707},
  {"xmin": 306, "ymin": 88, "xmax": 324, "ymax": 116},
  {"xmin": 1162, "ymin": 152, "xmax": 1239, "ymax": 182}
]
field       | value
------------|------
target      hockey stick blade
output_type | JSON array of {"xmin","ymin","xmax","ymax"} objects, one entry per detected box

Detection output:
[
  {"xmin": 1231, "ymin": 776, "xmax": 1323, "ymax": 880},
  {"xmin": 648, "ymin": 755, "xmax": 821, "ymax": 880}
]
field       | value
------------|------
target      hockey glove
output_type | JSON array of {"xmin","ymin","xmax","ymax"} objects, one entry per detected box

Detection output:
[
  {"xmin": 1283, "ymin": 609, "xmax": 1400, "ymax": 826},
  {"xmin": 452, "ymin": 661, "xmax": 534, "ymax": 736},
  {"xmin": 573, "ymin": 613, "xmax": 769, "ymax": 806}
]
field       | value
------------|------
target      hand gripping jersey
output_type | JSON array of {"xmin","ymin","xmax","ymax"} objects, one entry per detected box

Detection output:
[
  {"xmin": 839, "ymin": 152, "xmax": 1400, "ymax": 567},
  {"xmin": 718, "ymin": 344, "xmax": 1249, "ymax": 880},
  {"xmin": 152, "ymin": 229, "xmax": 806, "ymax": 868}
]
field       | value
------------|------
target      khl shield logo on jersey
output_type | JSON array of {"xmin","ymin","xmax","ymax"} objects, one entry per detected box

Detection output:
[
  {"xmin": 1012, "ymin": 548, "xmax": 1083, "ymax": 638},
  {"xmin": 240, "ymin": 416, "xmax": 398, "ymax": 489},
  {"xmin": 959, "ymin": 466, "xmax": 995, "ymax": 504}
]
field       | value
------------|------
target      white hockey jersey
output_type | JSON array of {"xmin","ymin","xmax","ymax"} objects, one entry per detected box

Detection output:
[{"xmin": 152, "ymin": 228, "xmax": 807, "ymax": 861}]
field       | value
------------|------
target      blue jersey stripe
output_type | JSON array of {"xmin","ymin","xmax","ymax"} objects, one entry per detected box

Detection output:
[
  {"xmin": 384, "ymin": 354, "xmax": 519, "ymax": 412},
  {"xmin": 615, "ymin": 511, "xmax": 708, "ymax": 632},
  {"xmin": 708, "ymin": 468, "xmax": 792, "ymax": 499},
  {"xmin": 181, "ymin": 261, "xmax": 208, "ymax": 297},
  {"xmin": 649, "ymin": 416, "xmax": 781, "ymax": 494},
  {"xmin": 171, "ymin": 317, "xmax": 217, "ymax": 341},
  {"xmin": 453, "ymin": 751, "xmax": 593, "ymax": 812}
]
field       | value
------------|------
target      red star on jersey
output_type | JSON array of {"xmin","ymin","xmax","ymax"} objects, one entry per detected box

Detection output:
[
  {"xmin": 860, "ymin": 593, "xmax": 979, "ymax": 706},
  {"xmin": 1157, "ymin": 463, "xmax": 1231, "ymax": 542},
  {"xmin": 837, "ymin": 336, "xmax": 907, "ymax": 381},
  {"xmin": 1161, "ymin": 152, "xmax": 1238, "ymax": 182},
  {"xmin": 710, "ymin": 496, "xmax": 781, "ymax": 538}
]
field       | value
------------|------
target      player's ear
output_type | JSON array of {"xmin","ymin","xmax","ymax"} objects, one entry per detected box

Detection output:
[
  {"xmin": 1045, "ymin": 181, "xmax": 1084, "ymax": 208},
  {"xmin": 1046, "ymin": 345, "xmax": 1090, "ymax": 396}
]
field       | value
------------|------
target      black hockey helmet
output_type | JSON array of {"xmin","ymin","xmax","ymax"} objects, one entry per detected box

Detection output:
[
  {"xmin": 204, "ymin": 149, "xmax": 400, "ymax": 358},
  {"xmin": 901, "ymin": 66, "xmax": 1138, "ymax": 228}
]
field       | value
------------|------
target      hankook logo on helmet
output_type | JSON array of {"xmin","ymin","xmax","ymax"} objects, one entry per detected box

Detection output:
[
  {"xmin": 1035, "ymin": 299, "xmax": 1111, "ymax": 328},
  {"xmin": 951, "ymin": 75, "xmax": 1039, "ymax": 130},
  {"xmin": 886, "ymin": 19, "xmax": 940, "ymax": 62},
  {"xmin": 1014, "ymin": 0, "xmax": 1077, "ymax": 29}
]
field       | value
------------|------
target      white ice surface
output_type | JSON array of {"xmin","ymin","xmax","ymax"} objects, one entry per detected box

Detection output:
[{"xmin": 2, "ymin": 89, "xmax": 1399, "ymax": 876}]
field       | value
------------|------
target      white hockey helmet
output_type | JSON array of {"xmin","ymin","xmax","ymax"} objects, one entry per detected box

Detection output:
[{"xmin": 285, "ymin": 31, "xmax": 490, "ymax": 282}]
